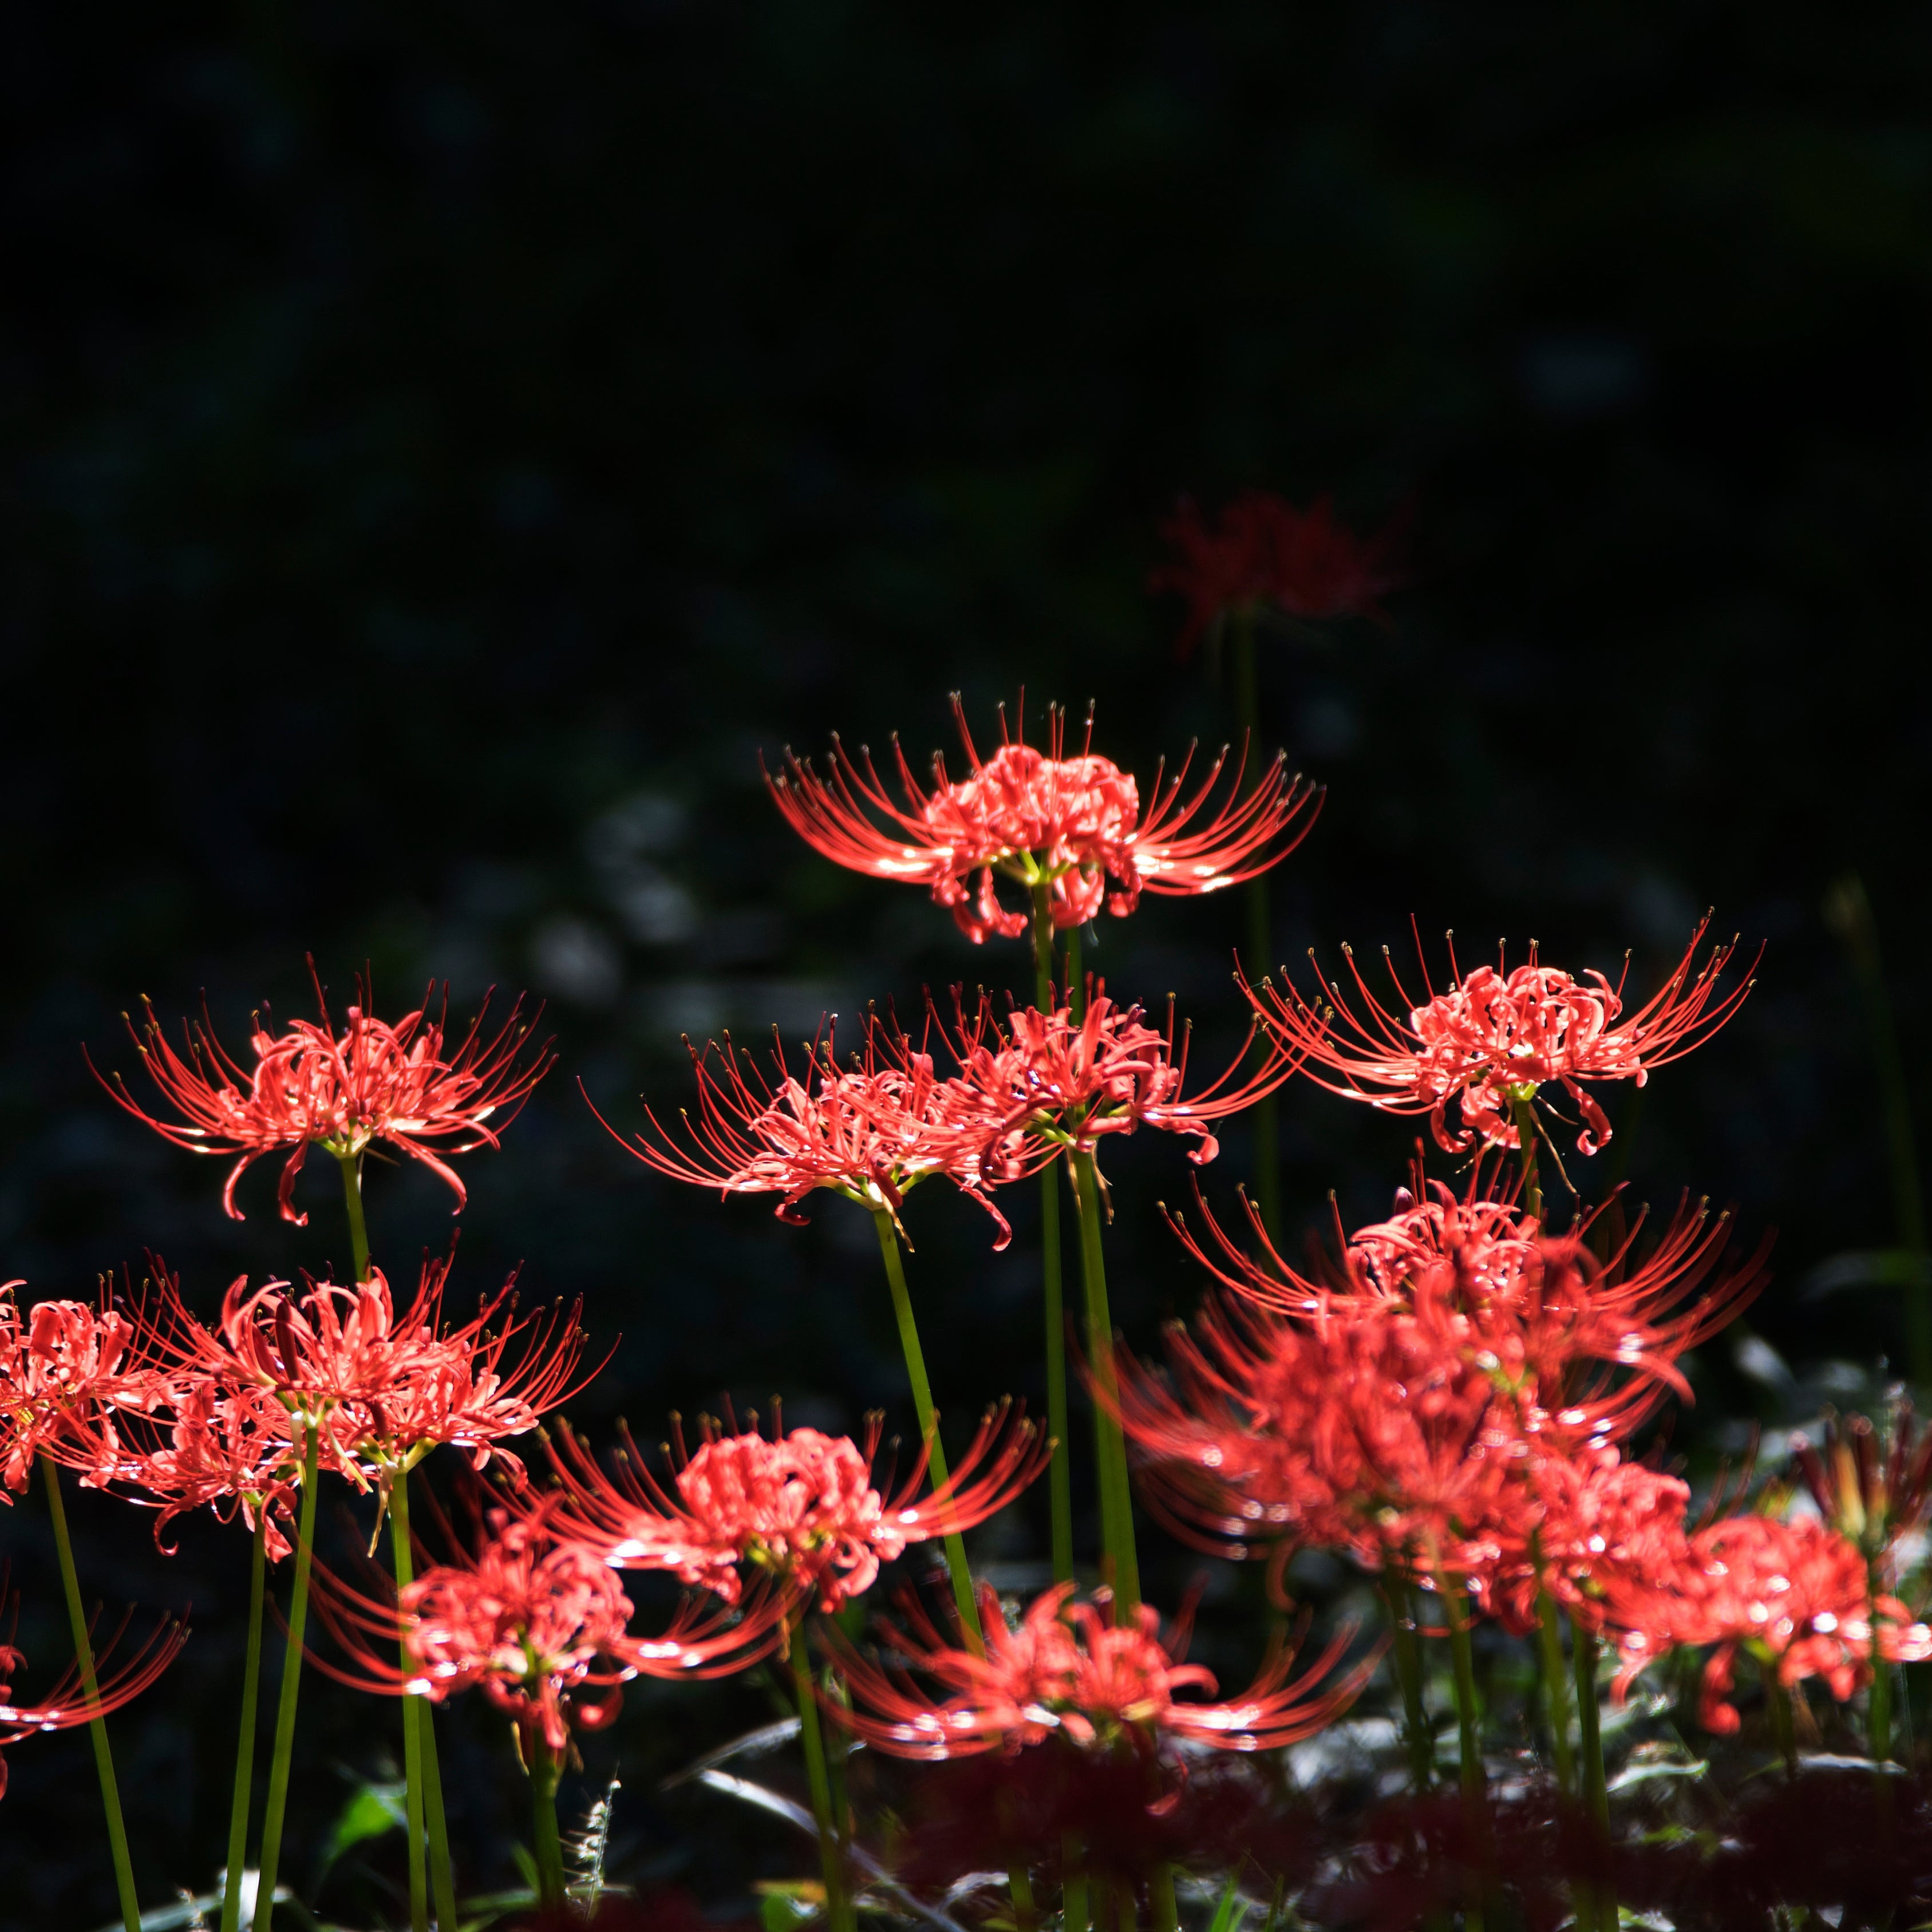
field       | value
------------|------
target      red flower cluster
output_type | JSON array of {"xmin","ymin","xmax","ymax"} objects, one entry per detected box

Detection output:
[
  {"xmin": 94, "ymin": 971, "xmax": 553, "ymax": 1222},
  {"xmin": 611, "ymin": 989, "xmax": 1299, "ymax": 1239},
  {"xmin": 1152, "ymin": 491, "xmax": 1402, "ymax": 659},
  {"xmin": 308, "ymin": 1508, "xmax": 772, "ymax": 1755},
  {"xmin": 1113, "ymin": 1176, "xmax": 1765, "ymax": 1604},
  {"xmin": 1247, "ymin": 920, "xmax": 1755, "ymax": 1156},
  {"xmin": 546, "ymin": 1402, "xmax": 1050, "ymax": 1617},
  {"xmin": 829, "ymin": 1579, "xmax": 1372, "ymax": 1760},
  {"xmin": 766, "ymin": 697, "xmax": 1318, "ymax": 943},
  {"xmin": 0, "ymin": 1284, "xmax": 169, "ymax": 1496},
  {"xmin": 1605, "ymin": 1512, "xmax": 1932, "ymax": 1733}
]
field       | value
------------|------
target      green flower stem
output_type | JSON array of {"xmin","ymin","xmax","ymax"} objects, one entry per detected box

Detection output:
[
  {"xmin": 1030, "ymin": 883, "xmax": 1074, "ymax": 1586},
  {"xmin": 1230, "ymin": 603, "xmax": 1282, "ymax": 1249},
  {"xmin": 1008, "ymin": 1864, "xmax": 1036, "ymax": 1927},
  {"xmin": 387, "ymin": 1473, "xmax": 429, "ymax": 1932},
  {"xmin": 527, "ymin": 1736, "xmax": 566, "ymax": 1915},
  {"xmin": 1380, "ymin": 1577, "xmax": 1433, "ymax": 1791},
  {"xmin": 1510, "ymin": 1093, "xmax": 1543, "ymax": 1223},
  {"xmin": 872, "ymin": 1208, "xmax": 983, "ymax": 1649},
  {"xmin": 255, "ymin": 1415, "xmax": 323, "ymax": 1932},
  {"xmin": 1766, "ymin": 1660, "xmax": 1797, "ymax": 1780},
  {"xmin": 416, "ymin": 1705, "xmax": 456, "ymax": 1932},
  {"xmin": 1062, "ymin": 1867, "xmax": 1090, "ymax": 1932},
  {"xmin": 337, "ymin": 1151, "xmax": 372, "ymax": 1283},
  {"xmin": 41, "ymin": 1455, "xmax": 141, "ymax": 1932},
  {"xmin": 789, "ymin": 1623, "xmax": 854, "ymax": 1932},
  {"xmin": 1069, "ymin": 1151, "xmax": 1139, "ymax": 1612},
  {"xmin": 1149, "ymin": 1862, "xmax": 1178, "ymax": 1932},
  {"xmin": 1438, "ymin": 1573, "xmax": 1485, "ymax": 1932},
  {"xmin": 1869, "ymin": 1554, "xmax": 1895, "ymax": 1768},
  {"xmin": 1825, "ymin": 876, "xmax": 1930, "ymax": 1382},
  {"xmin": 219, "ymin": 1511, "xmax": 268, "ymax": 1932},
  {"xmin": 1572, "ymin": 1619, "xmax": 1615, "ymax": 1930},
  {"xmin": 1531, "ymin": 1575, "xmax": 1575, "ymax": 1796}
]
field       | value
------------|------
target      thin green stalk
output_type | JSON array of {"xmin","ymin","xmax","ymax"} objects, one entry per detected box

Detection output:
[
  {"xmin": 1766, "ymin": 1662, "xmax": 1797, "ymax": 1780},
  {"xmin": 1573, "ymin": 1619, "xmax": 1615, "ymax": 1930},
  {"xmin": 1063, "ymin": 1865, "xmax": 1091, "ymax": 1932},
  {"xmin": 1231, "ymin": 603, "xmax": 1282, "ymax": 1249},
  {"xmin": 1069, "ymin": 1151, "xmax": 1140, "ymax": 1611},
  {"xmin": 219, "ymin": 1511, "xmax": 269, "ymax": 1932},
  {"xmin": 255, "ymin": 1415, "xmax": 323, "ymax": 1932},
  {"xmin": 790, "ymin": 1623, "xmax": 854, "ymax": 1932},
  {"xmin": 1150, "ymin": 1863, "xmax": 1178, "ymax": 1932},
  {"xmin": 388, "ymin": 1475, "xmax": 429, "ymax": 1932},
  {"xmin": 1066, "ymin": 923, "xmax": 1084, "ymax": 1021},
  {"xmin": 872, "ymin": 1209, "xmax": 983, "ymax": 1649},
  {"xmin": 336, "ymin": 1151, "xmax": 372, "ymax": 1283},
  {"xmin": 1510, "ymin": 1093, "xmax": 1543, "ymax": 1223},
  {"xmin": 1439, "ymin": 1574, "xmax": 1485, "ymax": 1932},
  {"xmin": 1008, "ymin": 1864, "xmax": 1036, "ymax": 1927},
  {"xmin": 1530, "ymin": 1568, "xmax": 1575, "ymax": 1796},
  {"xmin": 1030, "ymin": 883, "xmax": 1074, "ymax": 1586},
  {"xmin": 527, "ymin": 1736, "xmax": 566, "ymax": 1916},
  {"xmin": 1825, "ymin": 876, "xmax": 1930, "ymax": 1381},
  {"xmin": 1380, "ymin": 1577, "xmax": 1433, "ymax": 1791},
  {"xmin": 1870, "ymin": 1553, "xmax": 1895, "ymax": 1768},
  {"xmin": 416, "ymin": 1706, "xmax": 456, "ymax": 1932},
  {"xmin": 42, "ymin": 1455, "xmax": 141, "ymax": 1932}
]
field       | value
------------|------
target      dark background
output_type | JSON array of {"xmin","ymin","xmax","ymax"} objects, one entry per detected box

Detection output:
[{"xmin": 4, "ymin": 1, "xmax": 1930, "ymax": 1923}]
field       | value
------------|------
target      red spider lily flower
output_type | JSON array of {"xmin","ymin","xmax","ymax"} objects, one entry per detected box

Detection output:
[
  {"xmin": 0, "ymin": 1596, "xmax": 189, "ymax": 1800},
  {"xmin": 591, "ymin": 1017, "xmax": 1024, "ymax": 1246},
  {"xmin": 137, "ymin": 1255, "xmax": 594, "ymax": 1488},
  {"xmin": 1152, "ymin": 491, "xmax": 1404, "ymax": 660},
  {"xmin": 1169, "ymin": 1170, "xmax": 1769, "ymax": 1447},
  {"xmin": 1603, "ymin": 1512, "xmax": 1932, "ymax": 1733},
  {"xmin": 1456, "ymin": 1441, "xmax": 1694, "ymax": 1637},
  {"xmin": 924, "ymin": 983, "xmax": 1303, "ymax": 1179},
  {"xmin": 765, "ymin": 696, "xmax": 1320, "ymax": 943},
  {"xmin": 0, "ymin": 1283, "xmax": 172, "ymax": 1496},
  {"xmin": 828, "ymin": 1579, "xmax": 1374, "ymax": 1760},
  {"xmin": 114, "ymin": 1377, "xmax": 302, "ymax": 1561},
  {"xmin": 1115, "ymin": 1286, "xmax": 1548, "ymax": 1587},
  {"xmin": 544, "ymin": 1401, "xmax": 1050, "ymax": 1614},
  {"xmin": 1789, "ymin": 1404, "xmax": 1932, "ymax": 1570},
  {"xmin": 1246, "ymin": 917, "xmax": 1756, "ymax": 1157},
  {"xmin": 306, "ymin": 1510, "xmax": 774, "ymax": 1755},
  {"xmin": 91, "ymin": 967, "xmax": 554, "ymax": 1222}
]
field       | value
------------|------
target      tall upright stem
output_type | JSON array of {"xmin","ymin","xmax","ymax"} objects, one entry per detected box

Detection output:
[
  {"xmin": 790, "ymin": 1623, "xmax": 855, "ymax": 1932},
  {"xmin": 388, "ymin": 1474, "xmax": 429, "ymax": 1932},
  {"xmin": 1826, "ymin": 876, "xmax": 1930, "ymax": 1381},
  {"xmin": 1380, "ymin": 1576, "xmax": 1433, "ymax": 1791},
  {"xmin": 255, "ymin": 1415, "xmax": 323, "ymax": 1932},
  {"xmin": 1069, "ymin": 1151, "xmax": 1139, "ymax": 1611},
  {"xmin": 1439, "ymin": 1573, "xmax": 1485, "ymax": 1932},
  {"xmin": 337, "ymin": 1151, "xmax": 372, "ymax": 1284},
  {"xmin": 41, "ymin": 1455, "xmax": 141, "ymax": 1932},
  {"xmin": 1230, "ymin": 603, "xmax": 1282, "ymax": 1247},
  {"xmin": 1510, "ymin": 1093, "xmax": 1543, "ymax": 1223},
  {"xmin": 417, "ymin": 1705, "xmax": 456, "ymax": 1932},
  {"xmin": 1030, "ymin": 884, "xmax": 1074, "ymax": 1585},
  {"xmin": 527, "ymin": 1736, "xmax": 566, "ymax": 1915},
  {"xmin": 1572, "ymin": 1619, "xmax": 1615, "ymax": 1929},
  {"xmin": 1530, "ymin": 1559, "xmax": 1575, "ymax": 1796},
  {"xmin": 872, "ymin": 1210, "xmax": 983, "ymax": 1649},
  {"xmin": 219, "ymin": 1511, "xmax": 269, "ymax": 1932}
]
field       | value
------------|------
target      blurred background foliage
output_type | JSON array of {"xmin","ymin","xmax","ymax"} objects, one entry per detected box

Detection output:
[{"xmin": 3, "ymin": 0, "xmax": 1930, "ymax": 1922}]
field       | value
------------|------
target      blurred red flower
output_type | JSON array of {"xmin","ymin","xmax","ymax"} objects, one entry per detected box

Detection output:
[{"xmin": 1152, "ymin": 491, "xmax": 1402, "ymax": 660}]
